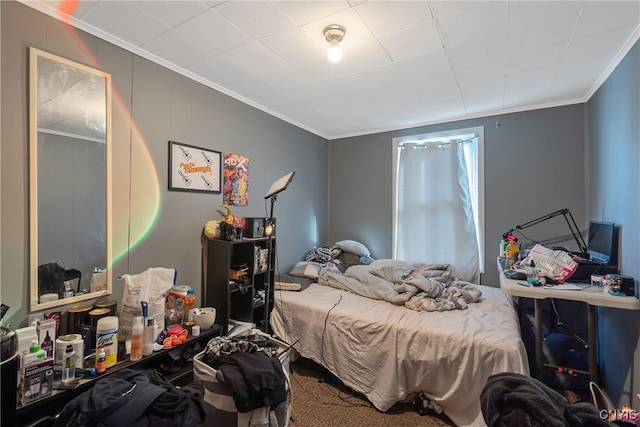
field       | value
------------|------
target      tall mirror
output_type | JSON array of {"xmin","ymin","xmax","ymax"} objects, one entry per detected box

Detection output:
[{"xmin": 29, "ymin": 47, "xmax": 112, "ymax": 311}]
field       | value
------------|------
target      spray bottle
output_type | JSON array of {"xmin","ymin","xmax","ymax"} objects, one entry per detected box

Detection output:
[{"xmin": 141, "ymin": 301, "xmax": 155, "ymax": 356}]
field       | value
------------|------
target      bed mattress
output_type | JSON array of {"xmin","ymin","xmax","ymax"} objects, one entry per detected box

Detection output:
[{"xmin": 270, "ymin": 283, "xmax": 529, "ymax": 426}]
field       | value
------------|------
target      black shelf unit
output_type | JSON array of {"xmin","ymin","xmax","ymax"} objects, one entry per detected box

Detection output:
[{"xmin": 203, "ymin": 237, "xmax": 275, "ymax": 335}]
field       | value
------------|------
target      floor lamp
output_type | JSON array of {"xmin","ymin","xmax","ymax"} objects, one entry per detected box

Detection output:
[{"xmin": 262, "ymin": 171, "xmax": 295, "ymax": 333}]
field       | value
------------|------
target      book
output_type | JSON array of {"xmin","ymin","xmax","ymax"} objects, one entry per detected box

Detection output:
[
  {"xmin": 255, "ymin": 247, "xmax": 269, "ymax": 273},
  {"xmin": 544, "ymin": 284, "xmax": 582, "ymax": 290}
]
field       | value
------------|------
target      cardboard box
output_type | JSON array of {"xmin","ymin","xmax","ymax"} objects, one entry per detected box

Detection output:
[
  {"xmin": 230, "ymin": 268, "xmax": 248, "ymax": 281},
  {"xmin": 20, "ymin": 357, "xmax": 53, "ymax": 404},
  {"xmin": 38, "ymin": 319, "xmax": 56, "ymax": 361}
]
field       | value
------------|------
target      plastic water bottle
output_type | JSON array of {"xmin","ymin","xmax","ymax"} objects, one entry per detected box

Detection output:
[
  {"xmin": 62, "ymin": 344, "xmax": 75, "ymax": 383},
  {"xmin": 526, "ymin": 261, "xmax": 537, "ymax": 285},
  {"xmin": 130, "ymin": 316, "xmax": 144, "ymax": 361},
  {"xmin": 505, "ymin": 239, "xmax": 520, "ymax": 269}
]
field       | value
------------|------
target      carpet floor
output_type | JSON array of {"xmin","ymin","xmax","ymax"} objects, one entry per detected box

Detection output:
[{"xmin": 287, "ymin": 360, "xmax": 455, "ymax": 427}]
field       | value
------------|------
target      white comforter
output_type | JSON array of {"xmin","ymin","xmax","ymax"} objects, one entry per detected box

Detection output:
[
  {"xmin": 270, "ymin": 283, "xmax": 529, "ymax": 427},
  {"xmin": 319, "ymin": 259, "xmax": 482, "ymax": 311}
]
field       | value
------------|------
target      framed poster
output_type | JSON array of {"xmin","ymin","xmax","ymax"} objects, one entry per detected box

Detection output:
[
  {"xmin": 223, "ymin": 152, "xmax": 249, "ymax": 206},
  {"xmin": 168, "ymin": 141, "xmax": 221, "ymax": 193}
]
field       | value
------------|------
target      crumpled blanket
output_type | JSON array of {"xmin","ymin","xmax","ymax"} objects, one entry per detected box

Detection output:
[
  {"xmin": 480, "ymin": 372, "xmax": 610, "ymax": 427},
  {"xmin": 318, "ymin": 259, "xmax": 482, "ymax": 311}
]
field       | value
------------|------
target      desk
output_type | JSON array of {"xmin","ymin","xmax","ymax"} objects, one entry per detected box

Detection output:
[{"xmin": 498, "ymin": 259, "xmax": 639, "ymax": 383}]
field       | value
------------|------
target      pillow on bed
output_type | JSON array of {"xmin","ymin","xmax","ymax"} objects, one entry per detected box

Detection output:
[
  {"xmin": 289, "ymin": 261, "xmax": 323, "ymax": 279},
  {"xmin": 335, "ymin": 240, "xmax": 370, "ymax": 257}
]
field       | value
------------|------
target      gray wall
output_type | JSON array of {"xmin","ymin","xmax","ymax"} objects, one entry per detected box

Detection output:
[
  {"xmin": 586, "ymin": 39, "xmax": 640, "ymax": 408},
  {"xmin": 1, "ymin": 1, "xmax": 328, "ymax": 328},
  {"xmin": 329, "ymin": 105, "xmax": 587, "ymax": 287}
]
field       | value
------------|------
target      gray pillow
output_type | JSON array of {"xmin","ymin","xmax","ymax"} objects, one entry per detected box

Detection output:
[
  {"xmin": 335, "ymin": 240, "xmax": 370, "ymax": 257},
  {"xmin": 289, "ymin": 261, "xmax": 323, "ymax": 279}
]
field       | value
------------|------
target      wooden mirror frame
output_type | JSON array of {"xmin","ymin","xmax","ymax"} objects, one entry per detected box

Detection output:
[{"xmin": 29, "ymin": 47, "xmax": 113, "ymax": 311}]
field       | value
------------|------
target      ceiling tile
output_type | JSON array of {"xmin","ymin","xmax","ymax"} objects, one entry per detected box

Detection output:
[
  {"xmin": 566, "ymin": 26, "xmax": 638, "ymax": 61},
  {"xmin": 172, "ymin": 8, "xmax": 252, "ymax": 56},
  {"xmin": 446, "ymin": 35, "xmax": 506, "ymax": 70},
  {"xmin": 507, "ymin": 9, "xmax": 579, "ymax": 54},
  {"xmin": 191, "ymin": 55, "xmax": 254, "ymax": 90},
  {"xmin": 504, "ymin": 66, "xmax": 556, "ymax": 102},
  {"xmin": 576, "ymin": 1, "xmax": 640, "ymax": 37},
  {"xmin": 222, "ymin": 41, "xmax": 289, "ymax": 76},
  {"xmin": 354, "ymin": 1, "xmax": 433, "ymax": 38},
  {"xmin": 455, "ymin": 60, "xmax": 507, "ymax": 90},
  {"xmin": 379, "ymin": 21, "xmax": 443, "ymax": 62},
  {"xmin": 80, "ymin": 1, "xmax": 171, "ymax": 45},
  {"xmin": 428, "ymin": 1, "xmax": 474, "ymax": 20},
  {"xmin": 132, "ymin": 1, "xmax": 209, "ymax": 28},
  {"xmin": 418, "ymin": 84, "xmax": 463, "ymax": 105},
  {"xmin": 143, "ymin": 28, "xmax": 217, "ymax": 67},
  {"xmin": 548, "ymin": 53, "xmax": 615, "ymax": 101},
  {"xmin": 261, "ymin": 27, "xmax": 323, "ymax": 63},
  {"xmin": 273, "ymin": 1, "xmax": 352, "ymax": 26},
  {"xmin": 507, "ymin": 1, "xmax": 584, "ymax": 27},
  {"xmin": 215, "ymin": 1, "xmax": 296, "ymax": 39},
  {"xmin": 437, "ymin": 2, "xmax": 507, "ymax": 48},
  {"xmin": 506, "ymin": 41, "xmax": 565, "ymax": 74},
  {"xmin": 67, "ymin": 0, "xmax": 98, "ymax": 17}
]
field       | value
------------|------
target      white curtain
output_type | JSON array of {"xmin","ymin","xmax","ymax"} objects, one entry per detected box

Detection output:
[{"xmin": 396, "ymin": 140, "xmax": 480, "ymax": 283}]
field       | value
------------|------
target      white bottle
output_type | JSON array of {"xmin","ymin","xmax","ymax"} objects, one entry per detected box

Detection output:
[
  {"xmin": 143, "ymin": 317, "xmax": 156, "ymax": 356},
  {"xmin": 96, "ymin": 316, "xmax": 118, "ymax": 368},
  {"xmin": 130, "ymin": 316, "xmax": 144, "ymax": 361},
  {"xmin": 23, "ymin": 341, "xmax": 47, "ymax": 366}
]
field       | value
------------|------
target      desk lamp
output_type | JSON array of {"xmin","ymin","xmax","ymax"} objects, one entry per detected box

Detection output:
[
  {"xmin": 504, "ymin": 208, "xmax": 588, "ymax": 258},
  {"xmin": 263, "ymin": 172, "xmax": 295, "ymax": 332}
]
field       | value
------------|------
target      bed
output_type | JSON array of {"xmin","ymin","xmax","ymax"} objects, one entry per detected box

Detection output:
[{"xmin": 270, "ymin": 260, "xmax": 529, "ymax": 427}]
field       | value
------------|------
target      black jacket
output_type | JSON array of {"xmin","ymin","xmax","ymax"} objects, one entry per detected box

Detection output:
[{"xmin": 54, "ymin": 369, "xmax": 206, "ymax": 427}]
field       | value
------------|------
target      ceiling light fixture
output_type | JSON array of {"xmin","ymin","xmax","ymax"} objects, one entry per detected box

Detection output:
[{"xmin": 323, "ymin": 24, "xmax": 346, "ymax": 63}]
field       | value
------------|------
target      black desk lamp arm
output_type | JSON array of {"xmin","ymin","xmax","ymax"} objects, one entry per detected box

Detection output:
[{"xmin": 508, "ymin": 208, "xmax": 588, "ymax": 254}]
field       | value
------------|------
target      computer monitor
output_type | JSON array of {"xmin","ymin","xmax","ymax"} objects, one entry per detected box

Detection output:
[{"xmin": 587, "ymin": 221, "xmax": 617, "ymax": 266}]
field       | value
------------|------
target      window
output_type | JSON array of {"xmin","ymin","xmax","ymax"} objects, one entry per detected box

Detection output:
[{"xmin": 392, "ymin": 126, "xmax": 485, "ymax": 282}]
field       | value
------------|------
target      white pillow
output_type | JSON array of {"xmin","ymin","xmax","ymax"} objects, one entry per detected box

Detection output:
[
  {"xmin": 335, "ymin": 240, "xmax": 370, "ymax": 257},
  {"xmin": 289, "ymin": 261, "xmax": 323, "ymax": 279}
]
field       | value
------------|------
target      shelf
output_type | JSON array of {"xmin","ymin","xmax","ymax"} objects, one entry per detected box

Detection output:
[
  {"xmin": 16, "ymin": 324, "xmax": 222, "ymax": 426},
  {"xmin": 203, "ymin": 237, "xmax": 275, "ymax": 335}
]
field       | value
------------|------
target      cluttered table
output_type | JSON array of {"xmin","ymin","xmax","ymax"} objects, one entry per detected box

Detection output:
[
  {"xmin": 16, "ymin": 324, "xmax": 221, "ymax": 426},
  {"xmin": 498, "ymin": 258, "xmax": 639, "ymax": 383}
]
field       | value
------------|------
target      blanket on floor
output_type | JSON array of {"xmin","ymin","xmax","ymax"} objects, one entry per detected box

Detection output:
[
  {"xmin": 318, "ymin": 259, "xmax": 482, "ymax": 311},
  {"xmin": 480, "ymin": 372, "xmax": 610, "ymax": 427}
]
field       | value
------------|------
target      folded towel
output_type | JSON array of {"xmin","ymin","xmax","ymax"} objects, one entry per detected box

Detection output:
[{"xmin": 274, "ymin": 282, "xmax": 301, "ymax": 291}]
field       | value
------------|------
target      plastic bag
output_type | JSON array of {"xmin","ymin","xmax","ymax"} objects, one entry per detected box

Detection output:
[
  {"xmin": 522, "ymin": 244, "xmax": 577, "ymax": 283},
  {"xmin": 120, "ymin": 267, "xmax": 176, "ymax": 339}
]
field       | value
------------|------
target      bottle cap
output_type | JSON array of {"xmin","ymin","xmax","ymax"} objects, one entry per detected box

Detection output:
[
  {"xmin": 134, "ymin": 316, "xmax": 144, "ymax": 326},
  {"xmin": 29, "ymin": 341, "xmax": 40, "ymax": 353}
]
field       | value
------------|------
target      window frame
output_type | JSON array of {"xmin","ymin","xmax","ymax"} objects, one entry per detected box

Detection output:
[{"xmin": 391, "ymin": 126, "xmax": 485, "ymax": 273}]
